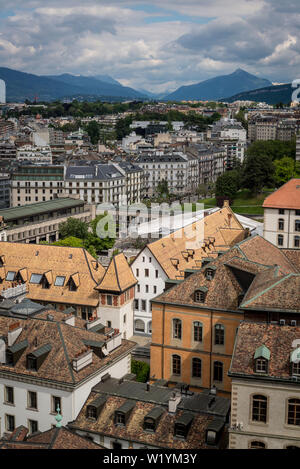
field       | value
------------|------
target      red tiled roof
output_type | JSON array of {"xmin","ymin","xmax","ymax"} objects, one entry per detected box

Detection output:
[{"xmin": 263, "ymin": 179, "xmax": 300, "ymax": 210}]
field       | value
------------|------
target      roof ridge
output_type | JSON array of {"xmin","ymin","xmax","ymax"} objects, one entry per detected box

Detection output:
[
  {"xmin": 114, "ymin": 255, "xmax": 121, "ymax": 292},
  {"xmin": 241, "ymin": 273, "xmax": 295, "ymax": 307},
  {"xmin": 56, "ymin": 322, "xmax": 76, "ymax": 384}
]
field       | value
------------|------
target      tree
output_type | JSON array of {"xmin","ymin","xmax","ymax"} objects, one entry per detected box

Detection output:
[
  {"xmin": 241, "ymin": 153, "xmax": 275, "ymax": 194},
  {"xmin": 246, "ymin": 140, "xmax": 296, "ymax": 162},
  {"xmin": 156, "ymin": 179, "xmax": 169, "ymax": 198},
  {"xmin": 85, "ymin": 121, "xmax": 100, "ymax": 145},
  {"xmin": 215, "ymin": 171, "xmax": 239, "ymax": 206},
  {"xmin": 53, "ymin": 236, "xmax": 84, "ymax": 248},
  {"xmin": 274, "ymin": 157, "xmax": 300, "ymax": 186},
  {"xmin": 59, "ymin": 218, "xmax": 89, "ymax": 240}
]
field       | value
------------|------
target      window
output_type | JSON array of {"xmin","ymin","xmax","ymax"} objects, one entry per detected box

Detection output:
[
  {"xmin": 4, "ymin": 386, "xmax": 14, "ymax": 404},
  {"xmin": 137, "ymin": 284, "xmax": 140, "ymax": 293},
  {"xmin": 26, "ymin": 356, "xmax": 37, "ymax": 371},
  {"xmin": 30, "ymin": 273, "xmax": 43, "ymax": 284},
  {"xmin": 206, "ymin": 268, "xmax": 215, "ymax": 280},
  {"xmin": 295, "ymin": 220, "xmax": 300, "ymax": 232},
  {"xmin": 193, "ymin": 322, "xmax": 203, "ymax": 342},
  {"xmin": 278, "ymin": 218, "xmax": 284, "ymax": 231},
  {"xmin": 145, "ymin": 269, "xmax": 149, "ymax": 277},
  {"xmin": 255, "ymin": 358, "xmax": 268, "ymax": 373},
  {"xmin": 252, "ymin": 395, "xmax": 267, "ymax": 423},
  {"xmin": 278, "ymin": 234, "xmax": 284, "ymax": 246},
  {"xmin": 107, "ymin": 321, "xmax": 112, "ymax": 328},
  {"xmin": 279, "ymin": 209, "xmax": 285, "ymax": 215},
  {"xmin": 134, "ymin": 299, "xmax": 139, "ymax": 310},
  {"xmin": 142, "ymin": 300, "xmax": 146, "ymax": 311},
  {"xmin": 87, "ymin": 406, "xmax": 97, "ymax": 420},
  {"xmin": 172, "ymin": 355, "xmax": 181, "ymax": 375},
  {"xmin": 155, "ymin": 270, "xmax": 158, "ymax": 278},
  {"xmin": 123, "ymin": 314, "xmax": 126, "ymax": 324},
  {"xmin": 54, "ymin": 276, "xmax": 65, "ymax": 287},
  {"xmin": 52, "ymin": 396, "xmax": 62, "ymax": 414},
  {"xmin": 107, "ymin": 295, "xmax": 112, "ymax": 306},
  {"xmin": 135, "ymin": 319, "xmax": 145, "ymax": 332},
  {"xmin": 296, "ymin": 210, "xmax": 300, "ymax": 216},
  {"xmin": 144, "ymin": 418, "xmax": 155, "ymax": 432},
  {"xmin": 192, "ymin": 358, "xmax": 202, "ymax": 378},
  {"xmin": 213, "ymin": 361, "xmax": 223, "ymax": 382},
  {"xmin": 5, "ymin": 414, "xmax": 15, "ymax": 432},
  {"xmin": 6, "ymin": 271, "xmax": 16, "ymax": 281},
  {"xmin": 194, "ymin": 290, "xmax": 206, "ymax": 303},
  {"xmin": 174, "ymin": 423, "xmax": 186, "ymax": 438},
  {"xmin": 173, "ymin": 319, "xmax": 182, "ymax": 339},
  {"xmin": 28, "ymin": 420, "xmax": 38, "ymax": 434},
  {"xmin": 250, "ymin": 441, "xmax": 266, "ymax": 449},
  {"xmin": 115, "ymin": 412, "xmax": 125, "ymax": 426},
  {"xmin": 112, "ymin": 442, "xmax": 122, "ymax": 449},
  {"xmin": 145, "ymin": 285, "xmax": 149, "ymax": 293},
  {"xmin": 292, "ymin": 362, "xmax": 300, "ymax": 376},
  {"xmin": 295, "ymin": 236, "xmax": 300, "ymax": 248},
  {"xmin": 28, "ymin": 391, "xmax": 37, "ymax": 410},
  {"xmin": 136, "ymin": 269, "xmax": 139, "ymax": 277},
  {"xmin": 215, "ymin": 324, "xmax": 225, "ymax": 345},
  {"xmin": 153, "ymin": 286, "xmax": 157, "ymax": 294},
  {"xmin": 287, "ymin": 399, "xmax": 300, "ymax": 426}
]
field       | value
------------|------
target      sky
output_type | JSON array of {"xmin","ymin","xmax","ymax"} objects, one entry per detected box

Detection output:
[{"xmin": 0, "ymin": 0, "xmax": 299, "ymax": 93}]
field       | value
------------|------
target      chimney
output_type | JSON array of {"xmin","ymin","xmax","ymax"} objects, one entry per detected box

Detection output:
[
  {"xmin": 168, "ymin": 392, "xmax": 181, "ymax": 413},
  {"xmin": 223, "ymin": 200, "xmax": 229, "ymax": 208},
  {"xmin": 146, "ymin": 382, "xmax": 150, "ymax": 392},
  {"xmin": 8, "ymin": 322, "xmax": 22, "ymax": 347}
]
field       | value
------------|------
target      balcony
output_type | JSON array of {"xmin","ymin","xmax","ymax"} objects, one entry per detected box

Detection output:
[{"xmin": 1, "ymin": 283, "xmax": 27, "ymax": 299}]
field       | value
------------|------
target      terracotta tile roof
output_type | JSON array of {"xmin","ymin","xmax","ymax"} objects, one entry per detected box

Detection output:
[
  {"xmin": 283, "ymin": 249, "xmax": 300, "ymax": 271},
  {"xmin": 0, "ymin": 426, "xmax": 102, "ymax": 449},
  {"xmin": 0, "ymin": 242, "xmax": 106, "ymax": 307},
  {"xmin": 146, "ymin": 206, "xmax": 245, "ymax": 280},
  {"xmin": 96, "ymin": 253, "xmax": 137, "ymax": 292},
  {"xmin": 230, "ymin": 321, "xmax": 300, "ymax": 380},
  {"xmin": 262, "ymin": 178, "xmax": 300, "ymax": 210},
  {"xmin": 154, "ymin": 236, "xmax": 299, "ymax": 313},
  {"xmin": 70, "ymin": 389, "xmax": 227, "ymax": 449},
  {"xmin": 0, "ymin": 315, "xmax": 136, "ymax": 385}
]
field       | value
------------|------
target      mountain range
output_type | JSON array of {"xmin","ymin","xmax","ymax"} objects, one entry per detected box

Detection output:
[
  {"xmin": 0, "ymin": 66, "xmax": 288, "ymax": 104},
  {"xmin": 165, "ymin": 69, "xmax": 272, "ymax": 101},
  {"xmin": 0, "ymin": 67, "xmax": 146, "ymax": 102}
]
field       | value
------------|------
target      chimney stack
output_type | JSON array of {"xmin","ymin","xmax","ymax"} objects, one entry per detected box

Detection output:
[
  {"xmin": 8, "ymin": 322, "xmax": 22, "ymax": 347},
  {"xmin": 168, "ymin": 391, "xmax": 181, "ymax": 413}
]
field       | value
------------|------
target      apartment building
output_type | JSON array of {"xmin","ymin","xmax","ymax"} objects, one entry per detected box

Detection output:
[
  {"xmin": 112, "ymin": 161, "xmax": 144, "ymax": 205},
  {"xmin": 263, "ymin": 179, "xmax": 300, "ymax": 250},
  {"xmin": 0, "ymin": 176, "xmax": 10, "ymax": 209},
  {"xmin": 0, "ymin": 198, "xmax": 93, "ymax": 244},
  {"xmin": 136, "ymin": 152, "xmax": 199, "ymax": 198},
  {"xmin": 11, "ymin": 165, "xmax": 65, "ymax": 207},
  {"xmin": 186, "ymin": 144, "xmax": 227, "ymax": 184},
  {"xmin": 0, "ymin": 313, "xmax": 135, "ymax": 437},
  {"xmin": 131, "ymin": 203, "xmax": 246, "ymax": 336},
  {"xmin": 69, "ymin": 377, "xmax": 230, "ymax": 449},
  {"xmin": 229, "ymin": 322, "xmax": 300, "ymax": 449},
  {"xmin": 209, "ymin": 118, "xmax": 247, "ymax": 142},
  {"xmin": 249, "ymin": 117, "xmax": 299, "ymax": 142},
  {"xmin": 150, "ymin": 235, "xmax": 300, "ymax": 395},
  {"xmin": 64, "ymin": 164, "xmax": 126, "ymax": 205},
  {"xmin": 0, "ymin": 143, "xmax": 17, "ymax": 161}
]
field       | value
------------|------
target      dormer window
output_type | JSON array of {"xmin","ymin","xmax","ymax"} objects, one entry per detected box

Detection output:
[
  {"xmin": 205, "ymin": 267, "xmax": 216, "ymax": 280},
  {"xmin": 292, "ymin": 362, "xmax": 300, "ymax": 376},
  {"xmin": 86, "ymin": 396, "xmax": 106, "ymax": 420},
  {"xmin": 115, "ymin": 412, "xmax": 125, "ymax": 426},
  {"xmin": 143, "ymin": 407, "xmax": 164, "ymax": 433},
  {"xmin": 114, "ymin": 401, "xmax": 135, "ymax": 427},
  {"xmin": 30, "ymin": 273, "xmax": 42, "ymax": 284},
  {"xmin": 6, "ymin": 271, "xmax": 16, "ymax": 282},
  {"xmin": 254, "ymin": 345, "xmax": 270, "ymax": 374},
  {"xmin": 174, "ymin": 413, "xmax": 194, "ymax": 440},
  {"xmin": 290, "ymin": 347, "xmax": 300, "ymax": 377},
  {"xmin": 194, "ymin": 287, "xmax": 208, "ymax": 303},
  {"xmin": 27, "ymin": 356, "xmax": 37, "ymax": 371}
]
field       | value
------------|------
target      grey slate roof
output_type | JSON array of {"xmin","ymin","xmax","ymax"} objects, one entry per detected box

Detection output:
[{"xmin": 65, "ymin": 164, "xmax": 123, "ymax": 180}]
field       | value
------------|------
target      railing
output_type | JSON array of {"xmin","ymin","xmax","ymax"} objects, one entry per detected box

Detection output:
[{"xmin": 1, "ymin": 283, "xmax": 27, "ymax": 299}]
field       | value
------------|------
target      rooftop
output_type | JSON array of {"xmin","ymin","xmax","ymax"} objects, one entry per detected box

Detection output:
[
  {"xmin": 263, "ymin": 179, "xmax": 300, "ymax": 210},
  {"xmin": 0, "ymin": 198, "xmax": 84, "ymax": 222}
]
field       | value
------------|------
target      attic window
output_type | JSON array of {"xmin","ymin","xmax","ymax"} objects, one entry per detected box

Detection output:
[
  {"xmin": 254, "ymin": 345, "xmax": 270, "ymax": 374},
  {"xmin": 6, "ymin": 271, "xmax": 16, "ymax": 281},
  {"xmin": 174, "ymin": 413, "xmax": 194, "ymax": 439},
  {"xmin": 30, "ymin": 273, "xmax": 42, "ymax": 284},
  {"xmin": 205, "ymin": 267, "xmax": 216, "ymax": 280},
  {"xmin": 54, "ymin": 276, "xmax": 65, "ymax": 287},
  {"xmin": 194, "ymin": 288, "xmax": 208, "ymax": 303},
  {"xmin": 114, "ymin": 401, "xmax": 135, "ymax": 427}
]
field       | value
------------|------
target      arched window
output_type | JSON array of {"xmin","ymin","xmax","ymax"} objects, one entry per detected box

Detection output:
[
  {"xmin": 173, "ymin": 319, "xmax": 182, "ymax": 339},
  {"xmin": 215, "ymin": 324, "xmax": 225, "ymax": 345},
  {"xmin": 252, "ymin": 395, "xmax": 267, "ymax": 423},
  {"xmin": 134, "ymin": 319, "xmax": 145, "ymax": 333},
  {"xmin": 172, "ymin": 355, "xmax": 181, "ymax": 375},
  {"xmin": 278, "ymin": 218, "xmax": 284, "ymax": 231},
  {"xmin": 193, "ymin": 322, "xmax": 203, "ymax": 342},
  {"xmin": 250, "ymin": 441, "xmax": 266, "ymax": 449},
  {"xmin": 287, "ymin": 399, "xmax": 300, "ymax": 426},
  {"xmin": 213, "ymin": 361, "xmax": 223, "ymax": 382},
  {"xmin": 294, "ymin": 236, "xmax": 300, "ymax": 248},
  {"xmin": 278, "ymin": 234, "xmax": 284, "ymax": 247},
  {"xmin": 295, "ymin": 220, "xmax": 300, "ymax": 232},
  {"xmin": 192, "ymin": 358, "xmax": 201, "ymax": 378}
]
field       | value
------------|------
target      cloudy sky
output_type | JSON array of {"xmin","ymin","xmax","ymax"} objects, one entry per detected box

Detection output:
[{"xmin": 0, "ymin": 0, "xmax": 299, "ymax": 92}]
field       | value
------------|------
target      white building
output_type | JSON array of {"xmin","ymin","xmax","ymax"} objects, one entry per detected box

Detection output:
[
  {"xmin": 17, "ymin": 145, "xmax": 53, "ymax": 165},
  {"xmin": 0, "ymin": 313, "xmax": 135, "ymax": 437},
  {"xmin": 0, "ymin": 80, "xmax": 6, "ymax": 104},
  {"xmin": 263, "ymin": 179, "xmax": 300, "ymax": 249}
]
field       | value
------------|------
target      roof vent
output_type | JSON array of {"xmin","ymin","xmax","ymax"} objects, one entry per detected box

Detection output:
[{"xmin": 47, "ymin": 314, "xmax": 54, "ymax": 321}]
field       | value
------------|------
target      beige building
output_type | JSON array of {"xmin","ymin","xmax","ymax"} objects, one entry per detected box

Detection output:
[
  {"xmin": 229, "ymin": 322, "xmax": 300, "ymax": 449},
  {"xmin": 263, "ymin": 179, "xmax": 300, "ymax": 249}
]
